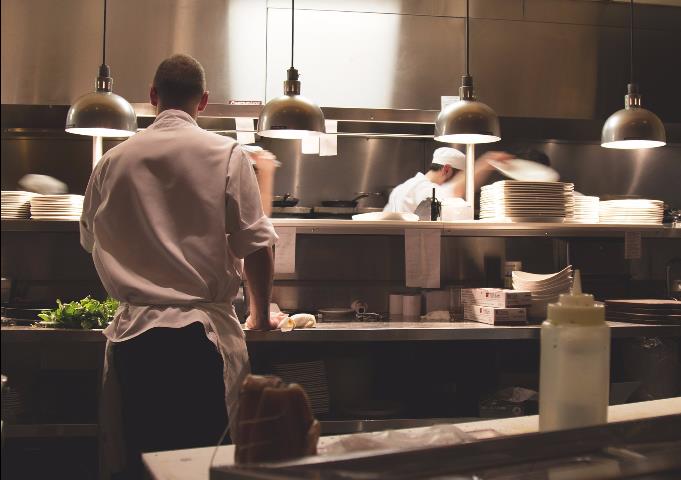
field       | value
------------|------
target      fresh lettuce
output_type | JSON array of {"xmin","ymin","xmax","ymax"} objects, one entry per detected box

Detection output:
[{"xmin": 38, "ymin": 296, "xmax": 119, "ymax": 329}]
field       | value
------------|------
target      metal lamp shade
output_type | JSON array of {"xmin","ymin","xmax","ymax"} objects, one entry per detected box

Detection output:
[
  {"xmin": 65, "ymin": 90, "xmax": 137, "ymax": 138},
  {"xmin": 434, "ymin": 99, "xmax": 501, "ymax": 144},
  {"xmin": 258, "ymin": 94, "xmax": 325, "ymax": 139},
  {"xmin": 601, "ymin": 106, "xmax": 666, "ymax": 149}
]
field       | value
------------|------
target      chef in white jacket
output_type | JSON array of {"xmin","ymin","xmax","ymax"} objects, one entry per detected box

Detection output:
[
  {"xmin": 80, "ymin": 54, "xmax": 279, "ymax": 479},
  {"xmin": 384, "ymin": 147, "xmax": 512, "ymax": 213}
]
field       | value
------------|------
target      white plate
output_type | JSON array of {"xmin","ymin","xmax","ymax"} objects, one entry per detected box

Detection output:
[
  {"xmin": 488, "ymin": 158, "xmax": 560, "ymax": 182},
  {"xmin": 351, "ymin": 212, "xmax": 419, "ymax": 221}
]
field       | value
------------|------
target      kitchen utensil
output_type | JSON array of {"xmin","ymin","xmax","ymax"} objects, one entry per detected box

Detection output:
[
  {"xmin": 321, "ymin": 192, "xmax": 382, "ymax": 208},
  {"xmin": 488, "ymin": 158, "xmax": 560, "ymax": 182},
  {"xmin": 389, "ymin": 294, "xmax": 403, "ymax": 317},
  {"xmin": 402, "ymin": 294, "xmax": 421, "ymax": 318},
  {"xmin": 272, "ymin": 193, "xmax": 299, "ymax": 208},
  {"xmin": 318, "ymin": 307, "xmax": 355, "ymax": 321}
]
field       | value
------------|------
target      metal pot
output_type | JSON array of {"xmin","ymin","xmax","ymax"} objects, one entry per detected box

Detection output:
[
  {"xmin": 272, "ymin": 193, "xmax": 299, "ymax": 208},
  {"xmin": 321, "ymin": 192, "xmax": 382, "ymax": 208}
]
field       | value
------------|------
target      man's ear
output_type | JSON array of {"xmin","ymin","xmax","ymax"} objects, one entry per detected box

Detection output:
[
  {"xmin": 198, "ymin": 91, "xmax": 209, "ymax": 112},
  {"xmin": 150, "ymin": 86, "xmax": 159, "ymax": 106}
]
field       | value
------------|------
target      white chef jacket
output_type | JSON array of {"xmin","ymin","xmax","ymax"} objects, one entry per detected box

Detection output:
[
  {"xmin": 80, "ymin": 109, "xmax": 277, "ymax": 473},
  {"xmin": 383, "ymin": 172, "xmax": 457, "ymax": 213}
]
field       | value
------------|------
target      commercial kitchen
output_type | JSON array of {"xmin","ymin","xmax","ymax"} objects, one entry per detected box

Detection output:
[{"xmin": 1, "ymin": 0, "xmax": 681, "ymax": 479}]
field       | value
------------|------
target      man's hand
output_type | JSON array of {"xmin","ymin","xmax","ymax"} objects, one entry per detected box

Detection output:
[
  {"xmin": 250, "ymin": 150, "xmax": 278, "ymax": 217},
  {"xmin": 245, "ymin": 311, "xmax": 287, "ymax": 331},
  {"xmin": 476, "ymin": 151, "xmax": 514, "ymax": 173},
  {"xmin": 251, "ymin": 150, "xmax": 279, "ymax": 176}
]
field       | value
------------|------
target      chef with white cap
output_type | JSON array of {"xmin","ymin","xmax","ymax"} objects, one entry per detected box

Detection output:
[{"xmin": 383, "ymin": 147, "xmax": 512, "ymax": 213}]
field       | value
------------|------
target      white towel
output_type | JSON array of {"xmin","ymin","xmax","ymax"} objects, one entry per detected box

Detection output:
[
  {"xmin": 405, "ymin": 229, "xmax": 441, "ymax": 288},
  {"xmin": 277, "ymin": 313, "xmax": 317, "ymax": 332}
]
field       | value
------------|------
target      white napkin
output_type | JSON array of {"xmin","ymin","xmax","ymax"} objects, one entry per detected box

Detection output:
[
  {"xmin": 405, "ymin": 229, "xmax": 441, "ymax": 288},
  {"xmin": 277, "ymin": 313, "xmax": 317, "ymax": 332},
  {"xmin": 274, "ymin": 227, "xmax": 296, "ymax": 274}
]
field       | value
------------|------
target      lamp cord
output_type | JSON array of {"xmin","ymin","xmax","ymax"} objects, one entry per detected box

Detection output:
[
  {"xmin": 465, "ymin": 0, "xmax": 470, "ymax": 76},
  {"xmin": 102, "ymin": 0, "xmax": 107, "ymax": 66},
  {"xmin": 629, "ymin": 0, "xmax": 634, "ymax": 85},
  {"xmin": 290, "ymin": 0, "xmax": 295, "ymax": 69}
]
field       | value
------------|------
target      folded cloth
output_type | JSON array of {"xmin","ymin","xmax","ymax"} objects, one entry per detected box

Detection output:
[
  {"xmin": 278, "ymin": 313, "xmax": 317, "ymax": 332},
  {"xmin": 420, "ymin": 310, "xmax": 452, "ymax": 321}
]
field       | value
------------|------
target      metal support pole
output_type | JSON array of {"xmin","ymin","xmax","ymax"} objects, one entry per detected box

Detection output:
[
  {"xmin": 92, "ymin": 136, "xmax": 103, "ymax": 169},
  {"xmin": 465, "ymin": 143, "xmax": 475, "ymax": 209}
]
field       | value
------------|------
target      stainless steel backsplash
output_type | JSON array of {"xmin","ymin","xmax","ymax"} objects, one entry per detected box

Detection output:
[{"xmin": 2, "ymin": 0, "xmax": 681, "ymax": 120}]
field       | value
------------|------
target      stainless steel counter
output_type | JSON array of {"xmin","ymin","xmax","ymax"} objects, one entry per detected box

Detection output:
[
  {"xmin": 3, "ymin": 321, "xmax": 679, "ymax": 344},
  {"xmin": 2, "ymin": 219, "xmax": 679, "ymax": 238}
]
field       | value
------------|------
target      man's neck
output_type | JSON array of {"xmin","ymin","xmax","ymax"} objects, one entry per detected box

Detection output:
[
  {"xmin": 424, "ymin": 170, "xmax": 441, "ymax": 184},
  {"xmin": 156, "ymin": 105, "xmax": 199, "ymax": 120}
]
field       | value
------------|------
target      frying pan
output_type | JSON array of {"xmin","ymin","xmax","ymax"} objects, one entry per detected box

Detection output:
[
  {"xmin": 321, "ymin": 192, "xmax": 381, "ymax": 208},
  {"xmin": 272, "ymin": 193, "xmax": 299, "ymax": 208}
]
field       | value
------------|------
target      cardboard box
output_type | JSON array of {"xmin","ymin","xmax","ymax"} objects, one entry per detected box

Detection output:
[
  {"xmin": 461, "ymin": 288, "xmax": 532, "ymax": 308},
  {"xmin": 464, "ymin": 304, "xmax": 527, "ymax": 325}
]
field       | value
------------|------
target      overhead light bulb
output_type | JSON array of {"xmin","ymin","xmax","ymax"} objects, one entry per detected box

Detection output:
[
  {"xmin": 601, "ymin": 0, "xmax": 665, "ymax": 149},
  {"xmin": 257, "ymin": 68, "xmax": 325, "ymax": 139},
  {"xmin": 65, "ymin": 0, "xmax": 137, "ymax": 138},
  {"xmin": 435, "ymin": 0, "xmax": 500, "ymax": 145},
  {"xmin": 257, "ymin": 0, "xmax": 325, "ymax": 139},
  {"xmin": 435, "ymin": 76, "xmax": 500, "ymax": 144}
]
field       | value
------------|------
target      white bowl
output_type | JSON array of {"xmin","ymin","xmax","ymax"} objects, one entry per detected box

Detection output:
[
  {"xmin": 511, "ymin": 266, "xmax": 573, "ymax": 286},
  {"xmin": 513, "ymin": 278, "xmax": 572, "ymax": 293}
]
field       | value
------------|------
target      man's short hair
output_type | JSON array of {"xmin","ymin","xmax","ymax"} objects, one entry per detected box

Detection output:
[
  {"xmin": 428, "ymin": 163, "xmax": 445, "ymax": 172},
  {"xmin": 153, "ymin": 54, "xmax": 206, "ymax": 107}
]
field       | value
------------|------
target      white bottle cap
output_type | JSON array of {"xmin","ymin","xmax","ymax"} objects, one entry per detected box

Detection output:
[{"xmin": 547, "ymin": 270, "xmax": 605, "ymax": 324}]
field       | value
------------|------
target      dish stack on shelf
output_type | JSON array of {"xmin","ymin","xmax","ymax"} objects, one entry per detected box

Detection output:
[
  {"xmin": 29, "ymin": 194, "xmax": 84, "ymax": 221},
  {"xmin": 570, "ymin": 195, "xmax": 600, "ymax": 223},
  {"xmin": 480, "ymin": 181, "xmax": 575, "ymax": 223},
  {"xmin": 599, "ymin": 199, "xmax": 664, "ymax": 225},
  {"xmin": 605, "ymin": 299, "xmax": 681, "ymax": 325},
  {"xmin": 1, "ymin": 191, "xmax": 34, "ymax": 219},
  {"xmin": 512, "ymin": 265, "xmax": 574, "ymax": 319}
]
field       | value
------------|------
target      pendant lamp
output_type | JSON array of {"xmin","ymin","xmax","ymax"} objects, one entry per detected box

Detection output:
[
  {"xmin": 601, "ymin": 0, "xmax": 665, "ymax": 149},
  {"xmin": 258, "ymin": 0, "xmax": 325, "ymax": 139},
  {"xmin": 65, "ymin": 0, "xmax": 137, "ymax": 137},
  {"xmin": 435, "ymin": 0, "xmax": 500, "ymax": 144}
]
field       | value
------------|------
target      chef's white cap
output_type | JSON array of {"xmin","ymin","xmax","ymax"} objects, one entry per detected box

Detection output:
[{"xmin": 432, "ymin": 147, "xmax": 465, "ymax": 170}]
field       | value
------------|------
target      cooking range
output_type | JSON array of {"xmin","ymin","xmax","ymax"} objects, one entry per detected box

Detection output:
[
  {"xmin": 272, "ymin": 192, "xmax": 384, "ymax": 219},
  {"xmin": 271, "ymin": 206, "xmax": 383, "ymax": 219}
]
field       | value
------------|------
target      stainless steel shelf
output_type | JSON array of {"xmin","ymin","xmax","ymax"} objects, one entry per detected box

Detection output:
[
  {"xmin": 4, "ymin": 322, "xmax": 679, "ymax": 344},
  {"xmin": 3, "ymin": 219, "xmax": 680, "ymax": 238},
  {"xmin": 244, "ymin": 321, "xmax": 680, "ymax": 343}
]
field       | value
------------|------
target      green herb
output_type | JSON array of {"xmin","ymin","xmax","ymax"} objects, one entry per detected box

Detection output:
[{"xmin": 38, "ymin": 296, "xmax": 119, "ymax": 329}]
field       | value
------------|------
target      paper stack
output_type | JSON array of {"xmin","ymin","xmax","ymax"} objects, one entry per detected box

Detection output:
[{"xmin": 461, "ymin": 288, "xmax": 531, "ymax": 325}]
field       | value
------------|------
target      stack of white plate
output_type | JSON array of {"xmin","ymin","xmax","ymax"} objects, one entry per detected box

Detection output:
[
  {"xmin": 1, "ymin": 191, "xmax": 34, "ymax": 219},
  {"xmin": 30, "ymin": 194, "xmax": 84, "ymax": 221},
  {"xmin": 571, "ymin": 195, "xmax": 600, "ymax": 223},
  {"xmin": 599, "ymin": 199, "xmax": 664, "ymax": 225},
  {"xmin": 480, "ymin": 181, "xmax": 575, "ymax": 222},
  {"xmin": 512, "ymin": 265, "xmax": 573, "ymax": 319},
  {"xmin": 605, "ymin": 299, "xmax": 681, "ymax": 325}
]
